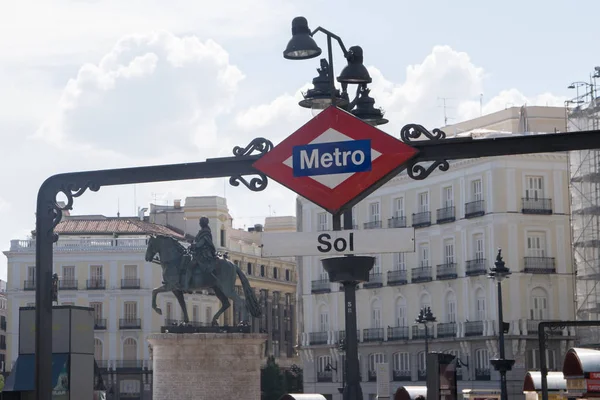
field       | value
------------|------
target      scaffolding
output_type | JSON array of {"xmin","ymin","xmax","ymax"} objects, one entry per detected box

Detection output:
[{"xmin": 568, "ymin": 68, "xmax": 600, "ymax": 346}]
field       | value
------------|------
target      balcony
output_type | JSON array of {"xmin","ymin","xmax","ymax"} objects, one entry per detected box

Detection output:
[
  {"xmin": 465, "ymin": 321, "xmax": 484, "ymax": 336},
  {"xmin": 387, "ymin": 270, "xmax": 408, "ymax": 286},
  {"xmin": 96, "ymin": 360, "xmax": 110, "ymax": 370},
  {"xmin": 86, "ymin": 279, "xmax": 106, "ymax": 290},
  {"xmin": 524, "ymin": 257, "xmax": 556, "ymax": 274},
  {"xmin": 412, "ymin": 266, "xmax": 432, "ymax": 283},
  {"xmin": 363, "ymin": 328, "xmax": 384, "ymax": 342},
  {"xmin": 317, "ymin": 371, "xmax": 332, "ymax": 382},
  {"xmin": 522, "ymin": 198, "xmax": 553, "ymax": 215},
  {"xmin": 23, "ymin": 280, "xmax": 35, "ymax": 291},
  {"xmin": 115, "ymin": 360, "xmax": 144, "ymax": 370},
  {"xmin": 368, "ymin": 369, "xmax": 377, "ymax": 382},
  {"xmin": 0, "ymin": 342, "xmax": 6, "ymax": 350},
  {"xmin": 336, "ymin": 330, "xmax": 360, "ymax": 344},
  {"xmin": 364, "ymin": 220, "xmax": 382, "ymax": 230},
  {"xmin": 465, "ymin": 200, "xmax": 485, "ymax": 218},
  {"xmin": 437, "ymin": 322, "xmax": 457, "ymax": 338},
  {"xmin": 475, "ymin": 368, "xmax": 491, "ymax": 380},
  {"xmin": 363, "ymin": 273, "xmax": 383, "ymax": 289},
  {"xmin": 436, "ymin": 206, "xmax": 455, "ymax": 224},
  {"xmin": 121, "ymin": 278, "xmax": 141, "ymax": 289},
  {"xmin": 526, "ymin": 320, "xmax": 563, "ymax": 336},
  {"xmin": 59, "ymin": 279, "xmax": 78, "ymax": 290},
  {"xmin": 119, "ymin": 318, "xmax": 141, "ymax": 329},
  {"xmin": 311, "ymin": 279, "xmax": 331, "ymax": 294},
  {"xmin": 418, "ymin": 369, "xmax": 427, "ymax": 381},
  {"xmin": 393, "ymin": 370, "xmax": 411, "ymax": 381},
  {"xmin": 466, "ymin": 259, "xmax": 487, "ymax": 276},
  {"xmin": 436, "ymin": 263, "xmax": 457, "ymax": 280},
  {"xmin": 388, "ymin": 216, "xmax": 407, "ymax": 228},
  {"xmin": 309, "ymin": 332, "xmax": 328, "ymax": 345},
  {"xmin": 412, "ymin": 211, "xmax": 431, "ymax": 228},
  {"xmin": 387, "ymin": 326, "xmax": 409, "ymax": 341},
  {"xmin": 94, "ymin": 318, "xmax": 107, "ymax": 330},
  {"xmin": 412, "ymin": 325, "xmax": 432, "ymax": 340}
]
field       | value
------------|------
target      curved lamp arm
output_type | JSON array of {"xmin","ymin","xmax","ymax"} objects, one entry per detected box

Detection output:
[{"xmin": 311, "ymin": 26, "xmax": 349, "ymax": 57}]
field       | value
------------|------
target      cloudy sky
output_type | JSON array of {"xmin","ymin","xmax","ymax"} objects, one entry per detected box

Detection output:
[{"xmin": 0, "ymin": 0, "xmax": 598, "ymax": 279}]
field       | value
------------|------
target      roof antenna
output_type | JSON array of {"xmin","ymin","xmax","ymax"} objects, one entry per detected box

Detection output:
[{"xmin": 117, "ymin": 198, "xmax": 120, "ymax": 218}]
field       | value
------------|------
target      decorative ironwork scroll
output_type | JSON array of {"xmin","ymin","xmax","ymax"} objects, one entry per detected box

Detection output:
[
  {"xmin": 230, "ymin": 138, "xmax": 273, "ymax": 191},
  {"xmin": 400, "ymin": 124, "xmax": 449, "ymax": 180},
  {"xmin": 400, "ymin": 124, "xmax": 446, "ymax": 143},
  {"xmin": 49, "ymin": 181, "xmax": 101, "ymax": 241}
]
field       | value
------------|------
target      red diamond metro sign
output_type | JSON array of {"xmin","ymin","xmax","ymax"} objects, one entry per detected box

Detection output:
[{"xmin": 253, "ymin": 106, "xmax": 419, "ymax": 214}]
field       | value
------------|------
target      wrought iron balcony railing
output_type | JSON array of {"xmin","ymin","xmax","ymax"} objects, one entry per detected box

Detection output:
[
  {"xmin": 368, "ymin": 369, "xmax": 377, "ymax": 382},
  {"xmin": 309, "ymin": 331, "xmax": 328, "ymax": 345},
  {"xmin": 387, "ymin": 270, "xmax": 407, "ymax": 286},
  {"xmin": 317, "ymin": 370, "xmax": 332, "ymax": 382},
  {"xmin": 412, "ymin": 266, "xmax": 432, "ymax": 283},
  {"xmin": 436, "ymin": 206, "xmax": 455, "ymax": 224},
  {"xmin": 94, "ymin": 318, "xmax": 107, "ymax": 330},
  {"xmin": 119, "ymin": 318, "xmax": 141, "ymax": 329},
  {"xmin": 86, "ymin": 279, "xmax": 106, "ymax": 290},
  {"xmin": 524, "ymin": 257, "xmax": 556, "ymax": 273},
  {"xmin": 418, "ymin": 369, "xmax": 427, "ymax": 381},
  {"xmin": 466, "ymin": 259, "xmax": 487, "ymax": 276},
  {"xmin": 388, "ymin": 216, "xmax": 407, "ymax": 228},
  {"xmin": 412, "ymin": 325, "xmax": 433, "ymax": 339},
  {"xmin": 363, "ymin": 272, "xmax": 383, "ymax": 288},
  {"xmin": 363, "ymin": 328, "xmax": 384, "ymax": 342},
  {"xmin": 23, "ymin": 280, "xmax": 35, "ymax": 291},
  {"xmin": 475, "ymin": 368, "xmax": 491, "ymax": 380},
  {"xmin": 121, "ymin": 278, "xmax": 141, "ymax": 289},
  {"xmin": 311, "ymin": 279, "xmax": 330, "ymax": 294},
  {"xmin": 387, "ymin": 326, "xmax": 409, "ymax": 341},
  {"xmin": 465, "ymin": 321, "xmax": 484, "ymax": 336},
  {"xmin": 436, "ymin": 263, "xmax": 457, "ymax": 280},
  {"xmin": 412, "ymin": 211, "xmax": 431, "ymax": 228},
  {"xmin": 465, "ymin": 200, "xmax": 485, "ymax": 218},
  {"xmin": 522, "ymin": 198, "xmax": 552, "ymax": 214},
  {"xmin": 115, "ymin": 360, "xmax": 144, "ymax": 369},
  {"xmin": 437, "ymin": 322, "xmax": 457, "ymax": 338},
  {"xmin": 393, "ymin": 370, "xmax": 411, "ymax": 381},
  {"xmin": 364, "ymin": 220, "xmax": 382, "ymax": 229},
  {"xmin": 59, "ymin": 279, "xmax": 78, "ymax": 290}
]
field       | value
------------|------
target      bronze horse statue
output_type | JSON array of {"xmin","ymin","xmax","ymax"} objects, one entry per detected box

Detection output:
[{"xmin": 145, "ymin": 234, "xmax": 262, "ymax": 326}]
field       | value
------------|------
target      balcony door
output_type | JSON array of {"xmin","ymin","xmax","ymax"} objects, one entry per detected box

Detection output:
[{"xmin": 525, "ymin": 176, "xmax": 544, "ymax": 200}]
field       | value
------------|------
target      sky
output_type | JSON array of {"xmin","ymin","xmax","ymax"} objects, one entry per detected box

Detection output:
[{"xmin": 1, "ymin": 0, "xmax": 599, "ymax": 280}]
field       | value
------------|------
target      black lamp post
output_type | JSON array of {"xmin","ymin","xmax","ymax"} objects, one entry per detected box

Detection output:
[
  {"xmin": 488, "ymin": 249, "xmax": 515, "ymax": 400},
  {"xmin": 415, "ymin": 306, "xmax": 436, "ymax": 358}
]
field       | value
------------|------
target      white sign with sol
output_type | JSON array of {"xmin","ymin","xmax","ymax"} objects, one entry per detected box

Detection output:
[
  {"xmin": 376, "ymin": 363, "xmax": 390, "ymax": 398},
  {"xmin": 260, "ymin": 228, "xmax": 415, "ymax": 257}
]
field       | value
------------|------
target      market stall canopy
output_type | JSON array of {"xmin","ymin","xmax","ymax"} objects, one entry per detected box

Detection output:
[
  {"xmin": 279, "ymin": 395, "xmax": 327, "ymax": 400},
  {"xmin": 563, "ymin": 347, "xmax": 600, "ymax": 378},
  {"xmin": 523, "ymin": 371, "xmax": 567, "ymax": 391},
  {"xmin": 393, "ymin": 386, "xmax": 427, "ymax": 400}
]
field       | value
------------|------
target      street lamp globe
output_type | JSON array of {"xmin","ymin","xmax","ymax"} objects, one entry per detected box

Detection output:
[
  {"xmin": 488, "ymin": 249, "xmax": 511, "ymax": 282},
  {"xmin": 337, "ymin": 46, "xmax": 372, "ymax": 84},
  {"xmin": 283, "ymin": 17, "xmax": 322, "ymax": 60}
]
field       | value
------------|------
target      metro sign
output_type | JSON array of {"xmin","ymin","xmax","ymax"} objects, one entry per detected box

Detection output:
[{"xmin": 253, "ymin": 106, "xmax": 419, "ymax": 214}]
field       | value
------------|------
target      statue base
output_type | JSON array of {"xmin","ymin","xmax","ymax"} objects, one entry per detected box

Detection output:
[
  {"xmin": 147, "ymin": 332, "xmax": 267, "ymax": 400},
  {"xmin": 160, "ymin": 324, "xmax": 251, "ymax": 334}
]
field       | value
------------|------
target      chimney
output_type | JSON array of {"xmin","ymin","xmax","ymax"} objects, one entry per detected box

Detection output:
[
  {"xmin": 138, "ymin": 208, "xmax": 148, "ymax": 220},
  {"xmin": 174, "ymin": 199, "xmax": 181, "ymax": 209},
  {"xmin": 254, "ymin": 224, "xmax": 263, "ymax": 232}
]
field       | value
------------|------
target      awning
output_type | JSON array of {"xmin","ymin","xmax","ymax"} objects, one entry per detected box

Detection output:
[
  {"xmin": 394, "ymin": 386, "xmax": 427, "ymax": 400},
  {"xmin": 279, "ymin": 395, "xmax": 327, "ymax": 400},
  {"xmin": 563, "ymin": 347, "xmax": 600, "ymax": 378},
  {"xmin": 4, "ymin": 353, "xmax": 69, "ymax": 392},
  {"xmin": 523, "ymin": 371, "xmax": 567, "ymax": 392}
]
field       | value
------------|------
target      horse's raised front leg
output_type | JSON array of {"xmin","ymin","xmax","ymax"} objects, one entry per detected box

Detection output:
[
  {"xmin": 211, "ymin": 286, "xmax": 231, "ymax": 326},
  {"xmin": 152, "ymin": 285, "xmax": 167, "ymax": 315},
  {"xmin": 173, "ymin": 290, "xmax": 189, "ymax": 323}
]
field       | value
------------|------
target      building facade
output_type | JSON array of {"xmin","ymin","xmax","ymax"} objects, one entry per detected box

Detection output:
[
  {"xmin": 3, "ymin": 196, "xmax": 297, "ymax": 399},
  {"xmin": 296, "ymin": 106, "xmax": 576, "ymax": 399}
]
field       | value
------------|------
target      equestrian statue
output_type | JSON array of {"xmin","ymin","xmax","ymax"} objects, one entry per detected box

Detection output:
[{"xmin": 145, "ymin": 216, "xmax": 262, "ymax": 326}]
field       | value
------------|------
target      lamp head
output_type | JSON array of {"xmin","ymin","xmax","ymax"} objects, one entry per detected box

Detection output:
[
  {"xmin": 337, "ymin": 46, "xmax": 372, "ymax": 84},
  {"xmin": 283, "ymin": 17, "xmax": 322, "ymax": 60},
  {"xmin": 488, "ymin": 248, "xmax": 511, "ymax": 281}
]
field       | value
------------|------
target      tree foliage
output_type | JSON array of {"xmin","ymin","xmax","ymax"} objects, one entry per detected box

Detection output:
[{"xmin": 261, "ymin": 356, "xmax": 303, "ymax": 400}]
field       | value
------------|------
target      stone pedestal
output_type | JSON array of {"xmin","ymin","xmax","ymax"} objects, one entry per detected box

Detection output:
[{"xmin": 147, "ymin": 332, "xmax": 267, "ymax": 400}]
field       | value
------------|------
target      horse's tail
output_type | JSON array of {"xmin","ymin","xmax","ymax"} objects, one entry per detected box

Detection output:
[{"xmin": 235, "ymin": 265, "xmax": 262, "ymax": 318}]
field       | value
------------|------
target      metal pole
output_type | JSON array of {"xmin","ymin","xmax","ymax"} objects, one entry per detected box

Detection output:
[
  {"xmin": 424, "ymin": 323, "xmax": 429, "ymax": 356},
  {"xmin": 497, "ymin": 281, "xmax": 508, "ymax": 400},
  {"xmin": 539, "ymin": 325, "xmax": 549, "ymax": 400},
  {"xmin": 342, "ymin": 280, "xmax": 362, "ymax": 400},
  {"xmin": 327, "ymin": 35, "xmax": 336, "ymax": 106}
]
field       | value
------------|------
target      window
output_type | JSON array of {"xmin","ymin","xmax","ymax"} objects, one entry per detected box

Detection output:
[
  {"xmin": 166, "ymin": 302, "xmax": 173, "ymax": 320},
  {"xmin": 444, "ymin": 239, "xmax": 454, "ymax": 264},
  {"xmin": 62, "ymin": 266, "xmax": 75, "ymax": 282},
  {"xmin": 369, "ymin": 202, "xmax": 380, "ymax": 222},
  {"xmin": 420, "ymin": 294, "xmax": 431, "ymax": 310},
  {"xmin": 446, "ymin": 293, "xmax": 456, "ymax": 323},
  {"xmin": 124, "ymin": 302, "xmax": 137, "ymax": 320},
  {"xmin": 393, "ymin": 352, "xmax": 410, "ymax": 372},
  {"xmin": 90, "ymin": 302, "xmax": 103, "ymax": 320},
  {"xmin": 319, "ymin": 306, "xmax": 329, "ymax": 332},
  {"xmin": 247, "ymin": 262, "xmax": 252, "ymax": 275},
  {"xmin": 94, "ymin": 338, "xmax": 103, "ymax": 361},
  {"xmin": 475, "ymin": 349, "xmax": 489, "ymax": 370},
  {"xmin": 220, "ymin": 229, "xmax": 226, "ymax": 247},
  {"xmin": 530, "ymin": 288, "xmax": 548, "ymax": 320},
  {"xmin": 273, "ymin": 267, "xmax": 278, "ymax": 279},
  {"xmin": 205, "ymin": 307, "xmax": 212, "ymax": 323},
  {"xmin": 372, "ymin": 255, "xmax": 381, "ymax": 274},
  {"xmin": 418, "ymin": 192, "xmax": 429, "ymax": 212},
  {"xmin": 90, "ymin": 265, "xmax": 103, "ymax": 285},
  {"xmin": 371, "ymin": 300, "xmax": 382, "ymax": 328},
  {"xmin": 123, "ymin": 338, "xmax": 137, "ymax": 361},
  {"xmin": 368, "ymin": 353, "xmax": 386, "ymax": 372},
  {"xmin": 476, "ymin": 290, "xmax": 486, "ymax": 320},
  {"xmin": 418, "ymin": 351, "xmax": 426, "ymax": 371},
  {"xmin": 192, "ymin": 305, "xmax": 199, "ymax": 322},
  {"xmin": 27, "ymin": 266, "xmax": 35, "ymax": 283},
  {"xmin": 443, "ymin": 186, "xmax": 453, "ymax": 207},
  {"xmin": 318, "ymin": 212, "xmax": 328, "ymax": 231},
  {"xmin": 317, "ymin": 355, "xmax": 331, "ymax": 373},
  {"xmin": 419, "ymin": 244, "xmax": 430, "ymax": 268},
  {"xmin": 395, "ymin": 298, "xmax": 407, "ymax": 326},
  {"xmin": 525, "ymin": 176, "xmax": 544, "ymax": 200},
  {"xmin": 527, "ymin": 232, "xmax": 546, "ymax": 257},
  {"xmin": 528, "ymin": 348, "xmax": 557, "ymax": 370},
  {"xmin": 285, "ymin": 270, "xmax": 290, "ymax": 281},
  {"xmin": 471, "ymin": 179, "xmax": 483, "ymax": 201},
  {"xmin": 474, "ymin": 234, "xmax": 484, "ymax": 260},
  {"xmin": 393, "ymin": 197, "xmax": 405, "ymax": 217},
  {"xmin": 124, "ymin": 265, "xmax": 137, "ymax": 280},
  {"xmin": 260, "ymin": 265, "xmax": 265, "ymax": 277},
  {"xmin": 393, "ymin": 253, "xmax": 406, "ymax": 271}
]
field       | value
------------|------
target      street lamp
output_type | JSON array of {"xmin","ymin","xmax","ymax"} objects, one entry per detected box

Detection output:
[
  {"xmin": 283, "ymin": 16, "xmax": 387, "ymax": 126},
  {"xmin": 488, "ymin": 249, "xmax": 515, "ymax": 400},
  {"xmin": 415, "ymin": 306, "xmax": 436, "ymax": 359}
]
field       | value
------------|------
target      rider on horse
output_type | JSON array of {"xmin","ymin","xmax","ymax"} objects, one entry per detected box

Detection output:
[{"xmin": 182, "ymin": 216, "xmax": 218, "ymax": 291}]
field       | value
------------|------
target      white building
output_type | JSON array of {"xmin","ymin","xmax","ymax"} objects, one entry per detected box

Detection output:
[{"xmin": 296, "ymin": 106, "xmax": 576, "ymax": 400}]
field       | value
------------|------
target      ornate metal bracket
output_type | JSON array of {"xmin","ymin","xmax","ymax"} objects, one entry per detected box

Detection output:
[
  {"xmin": 400, "ymin": 124, "xmax": 450, "ymax": 180},
  {"xmin": 229, "ymin": 138, "xmax": 273, "ymax": 192},
  {"xmin": 49, "ymin": 181, "xmax": 101, "ymax": 241}
]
